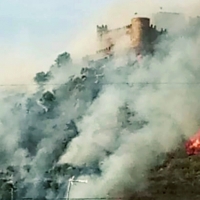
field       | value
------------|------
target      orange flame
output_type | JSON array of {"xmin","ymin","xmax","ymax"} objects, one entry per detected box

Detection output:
[{"xmin": 185, "ymin": 129, "xmax": 200, "ymax": 155}]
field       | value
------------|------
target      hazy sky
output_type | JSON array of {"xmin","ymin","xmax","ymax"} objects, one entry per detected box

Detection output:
[
  {"xmin": 0, "ymin": 0, "xmax": 199, "ymax": 86},
  {"xmin": 0, "ymin": 0, "xmax": 115, "ymax": 85}
]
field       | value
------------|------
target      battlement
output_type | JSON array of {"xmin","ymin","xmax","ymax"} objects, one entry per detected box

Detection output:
[
  {"xmin": 96, "ymin": 44, "xmax": 114, "ymax": 54},
  {"xmin": 97, "ymin": 25, "xmax": 108, "ymax": 34}
]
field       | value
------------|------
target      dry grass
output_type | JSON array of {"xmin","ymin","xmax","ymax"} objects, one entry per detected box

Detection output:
[{"xmin": 143, "ymin": 146, "xmax": 200, "ymax": 199}]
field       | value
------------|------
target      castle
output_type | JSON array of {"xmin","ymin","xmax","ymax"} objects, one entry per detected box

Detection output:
[
  {"xmin": 83, "ymin": 11, "xmax": 200, "ymax": 63},
  {"xmin": 83, "ymin": 15, "xmax": 167, "ymax": 62}
]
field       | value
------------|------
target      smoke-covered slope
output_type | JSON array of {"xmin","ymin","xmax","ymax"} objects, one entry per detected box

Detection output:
[{"xmin": 1, "ymin": 17, "xmax": 200, "ymax": 200}]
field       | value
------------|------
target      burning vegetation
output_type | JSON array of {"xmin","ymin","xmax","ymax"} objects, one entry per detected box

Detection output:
[
  {"xmin": 1, "ymin": 8, "xmax": 200, "ymax": 200},
  {"xmin": 185, "ymin": 129, "xmax": 200, "ymax": 156}
]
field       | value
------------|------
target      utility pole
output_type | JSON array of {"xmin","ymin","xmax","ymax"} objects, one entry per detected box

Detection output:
[
  {"xmin": 0, "ymin": 177, "xmax": 14, "ymax": 200},
  {"xmin": 66, "ymin": 176, "xmax": 88, "ymax": 200},
  {"xmin": 7, "ymin": 179, "xmax": 14, "ymax": 200}
]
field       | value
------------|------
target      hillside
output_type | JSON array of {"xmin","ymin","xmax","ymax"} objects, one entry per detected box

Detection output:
[
  {"xmin": 127, "ymin": 147, "xmax": 200, "ymax": 200},
  {"xmin": 1, "ymin": 146, "xmax": 200, "ymax": 199},
  {"xmin": 1, "ymin": 19, "xmax": 200, "ymax": 199}
]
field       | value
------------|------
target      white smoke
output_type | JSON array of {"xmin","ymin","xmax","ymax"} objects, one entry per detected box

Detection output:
[
  {"xmin": 0, "ymin": 0, "xmax": 200, "ymax": 199},
  {"xmin": 58, "ymin": 2, "xmax": 200, "ymax": 199}
]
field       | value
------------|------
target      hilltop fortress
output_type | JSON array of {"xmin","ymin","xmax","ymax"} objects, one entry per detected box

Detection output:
[
  {"xmin": 83, "ymin": 15, "xmax": 167, "ymax": 62},
  {"xmin": 83, "ymin": 12, "xmax": 194, "ymax": 62}
]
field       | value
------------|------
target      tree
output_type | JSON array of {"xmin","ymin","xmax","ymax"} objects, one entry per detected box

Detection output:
[
  {"xmin": 34, "ymin": 72, "xmax": 52, "ymax": 84},
  {"xmin": 55, "ymin": 52, "xmax": 71, "ymax": 67}
]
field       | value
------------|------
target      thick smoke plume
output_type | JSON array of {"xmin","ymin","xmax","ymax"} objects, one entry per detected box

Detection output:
[
  {"xmin": 1, "ymin": 1, "xmax": 200, "ymax": 199},
  {"xmin": 59, "ymin": 35, "xmax": 200, "ymax": 199}
]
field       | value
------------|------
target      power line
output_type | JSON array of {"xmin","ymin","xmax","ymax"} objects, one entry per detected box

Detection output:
[
  {"xmin": 22, "ymin": 198, "xmax": 127, "ymax": 199},
  {"xmin": 1, "ymin": 82, "xmax": 200, "ymax": 87}
]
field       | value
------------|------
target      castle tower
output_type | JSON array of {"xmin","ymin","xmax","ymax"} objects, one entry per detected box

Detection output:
[
  {"xmin": 96, "ymin": 25, "xmax": 109, "ymax": 49},
  {"xmin": 97, "ymin": 25, "xmax": 108, "ymax": 38},
  {"xmin": 130, "ymin": 17, "xmax": 150, "ymax": 54}
]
